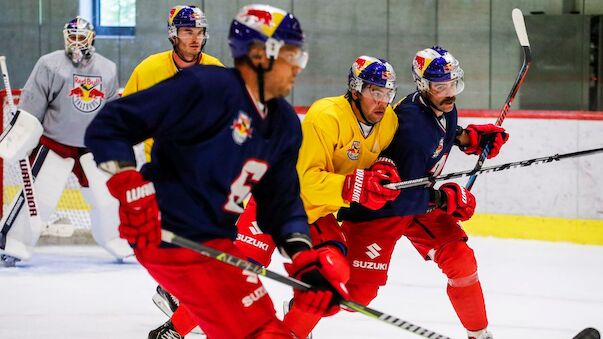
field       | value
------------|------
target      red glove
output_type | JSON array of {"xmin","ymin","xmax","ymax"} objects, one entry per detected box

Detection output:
[
  {"xmin": 284, "ymin": 246, "xmax": 350, "ymax": 317},
  {"xmin": 437, "ymin": 182, "xmax": 476, "ymax": 221},
  {"xmin": 342, "ymin": 160, "xmax": 400, "ymax": 210},
  {"xmin": 106, "ymin": 169, "xmax": 161, "ymax": 249},
  {"xmin": 462, "ymin": 124, "xmax": 509, "ymax": 159}
]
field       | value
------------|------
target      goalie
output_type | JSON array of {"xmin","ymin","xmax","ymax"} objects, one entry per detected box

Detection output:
[{"xmin": 0, "ymin": 17, "xmax": 132, "ymax": 266}]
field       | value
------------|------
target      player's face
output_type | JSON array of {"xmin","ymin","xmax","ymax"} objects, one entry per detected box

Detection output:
[
  {"xmin": 175, "ymin": 27, "xmax": 205, "ymax": 58},
  {"xmin": 264, "ymin": 45, "xmax": 304, "ymax": 98},
  {"xmin": 357, "ymin": 85, "xmax": 392, "ymax": 124},
  {"xmin": 426, "ymin": 80, "xmax": 458, "ymax": 113}
]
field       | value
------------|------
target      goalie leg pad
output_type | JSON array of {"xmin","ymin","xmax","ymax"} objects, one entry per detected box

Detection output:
[
  {"xmin": 0, "ymin": 109, "xmax": 43, "ymax": 162},
  {"xmin": 80, "ymin": 153, "xmax": 133, "ymax": 259},
  {"xmin": 1, "ymin": 147, "xmax": 73, "ymax": 260}
]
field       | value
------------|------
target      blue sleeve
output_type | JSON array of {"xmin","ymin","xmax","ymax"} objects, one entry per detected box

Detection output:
[
  {"xmin": 84, "ymin": 69, "xmax": 218, "ymax": 164},
  {"xmin": 252, "ymin": 120, "xmax": 309, "ymax": 245},
  {"xmin": 381, "ymin": 125, "xmax": 431, "ymax": 216}
]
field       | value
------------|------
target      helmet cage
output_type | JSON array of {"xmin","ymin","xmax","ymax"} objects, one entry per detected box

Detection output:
[{"xmin": 63, "ymin": 17, "xmax": 95, "ymax": 64}]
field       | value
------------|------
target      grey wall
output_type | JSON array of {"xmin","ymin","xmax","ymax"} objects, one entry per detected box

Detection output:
[{"xmin": 2, "ymin": 0, "xmax": 603, "ymax": 108}]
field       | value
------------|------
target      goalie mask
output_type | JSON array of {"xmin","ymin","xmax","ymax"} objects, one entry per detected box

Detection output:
[
  {"xmin": 412, "ymin": 46, "xmax": 464, "ymax": 96},
  {"xmin": 63, "ymin": 17, "xmax": 95, "ymax": 65}
]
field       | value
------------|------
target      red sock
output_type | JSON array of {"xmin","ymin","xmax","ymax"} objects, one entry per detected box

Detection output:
[
  {"xmin": 447, "ymin": 282, "xmax": 488, "ymax": 331},
  {"xmin": 171, "ymin": 305, "xmax": 198, "ymax": 336},
  {"xmin": 282, "ymin": 304, "xmax": 322, "ymax": 338}
]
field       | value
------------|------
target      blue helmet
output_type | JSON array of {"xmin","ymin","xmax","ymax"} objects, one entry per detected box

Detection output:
[
  {"xmin": 167, "ymin": 6, "xmax": 208, "ymax": 43},
  {"xmin": 228, "ymin": 4, "xmax": 305, "ymax": 60},
  {"xmin": 412, "ymin": 46, "xmax": 464, "ymax": 94},
  {"xmin": 63, "ymin": 17, "xmax": 95, "ymax": 64},
  {"xmin": 348, "ymin": 56, "xmax": 397, "ymax": 102}
]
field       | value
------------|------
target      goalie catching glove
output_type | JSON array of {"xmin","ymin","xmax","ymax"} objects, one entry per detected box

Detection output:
[
  {"xmin": 460, "ymin": 124, "xmax": 509, "ymax": 159},
  {"xmin": 342, "ymin": 157, "xmax": 401, "ymax": 210},
  {"xmin": 430, "ymin": 182, "xmax": 476, "ymax": 221},
  {"xmin": 106, "ymin": 169, "xmax": 161, "ymax": 249}
]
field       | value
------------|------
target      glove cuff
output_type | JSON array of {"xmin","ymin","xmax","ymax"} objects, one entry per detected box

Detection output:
[{"xmin": 278, "ymin": 233, "xmax": 312, "ymax": 259}]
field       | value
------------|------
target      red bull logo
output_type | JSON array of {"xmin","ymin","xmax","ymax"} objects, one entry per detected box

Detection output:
[
  {"xmin": 414, "ymin": 56, "xmax": 426, "ymax": 74},
  {"xmin": 347, "ymin": 141, "xmax": 361, "ymax": 160},
  {"xmin": 245, "ymin": 9, "xmax": 273, "ymax": 26},
  {"xmin": 432, "ymin": 137, "xmax": 444, "ymax": 158},
  {"xmin": 70, "ymin": 75, "xmax": 104, "ymax": 113},
  {"xmin": 231, "ymin": 111, "xmax": 253, "ymax": 145}
]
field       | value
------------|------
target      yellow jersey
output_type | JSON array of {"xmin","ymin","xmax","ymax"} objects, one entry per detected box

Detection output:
[
  {"xmin": 122, "ymin": 50, "xmax": 224, "ymax": 160},
  {"xmin": 296, "ymin": 95, "xmax": 398, "ymax": 223}
]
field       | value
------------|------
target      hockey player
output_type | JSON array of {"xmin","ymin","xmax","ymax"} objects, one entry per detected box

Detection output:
[
  {"xmin": 338, "ymin": 46, "xmax": 509, "ymax": 339},
  {"xmin": 0, "ymin": 17, "xmax": 131, "ymax": 266},
  {"xmin": 84, "ymin": 5, "xmax": 349, "ymax": 339},
  {"xmin": 122, "ymin": 5, "xmax": 224, "ymax": 161},
  {"xmin": 155, "ymin": 56, "xmax": 405, "ymax": 338}
]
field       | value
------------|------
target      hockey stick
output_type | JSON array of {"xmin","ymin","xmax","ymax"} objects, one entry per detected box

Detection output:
[
  {"xmin": 465, "ymin": 8, "xmax": 532, "ymax": 190},
  {"xmin": 161, "ymin": 229, "xmax": 452, "ymax": 339},
  {"xmin": 0, "ymin": 56, "xmax": 42, "ymax": 249},
  {"xmin": 385, "ymin": 146, "xmax": 603, "ymax": 190}
]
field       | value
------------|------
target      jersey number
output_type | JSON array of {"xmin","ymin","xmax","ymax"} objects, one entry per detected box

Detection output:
[{"xmin": 224, "ymin": 160, "xmax": 268, "ymax": 213}]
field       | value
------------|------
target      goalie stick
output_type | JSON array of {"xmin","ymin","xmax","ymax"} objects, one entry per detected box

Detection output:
[
  {"xmin": 161, "ymin": 229, "xmax": 452, "ymax": 339},
  {"xmin": 0, "ymin": 56, "xmax": 43, "ymax": 249},
  {"xmin": 385, "ymin": 146, "xmax": 603, "ymax": 190},
  {"xmin": 465, "ymin": 8, "xmax": 532, "ymax": 190}
]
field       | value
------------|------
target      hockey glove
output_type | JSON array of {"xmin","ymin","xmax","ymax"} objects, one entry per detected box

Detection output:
[
  {"xmin": 431, "ymin": 182, "xmax": 476, "ymax": 221},
  {"xmin": 106, "ymin": 169, "xmax": 161, "ymax": 249},
  {"xmin": 342, "ymin": 161, "xmax": 401, "ymax": 210},
  {"xmin": 461, "ymin": 124, "xmax": 509, "ymax": 159},
  {"xmin": 285, "ymin": 246, "xmax": 350, "ymax": 317}
]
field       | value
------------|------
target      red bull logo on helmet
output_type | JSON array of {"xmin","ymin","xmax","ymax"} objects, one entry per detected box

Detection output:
[
  {"xmin": 231, "ymin": 111, "xmax": 254, "ymax": 145},
  {"xmin": 70, "ymin": 75, "xmax": 105, "ymax": 113},
  {"xmin": 237, "ymin": 5, "xmax": 286, "ymax": 38}
]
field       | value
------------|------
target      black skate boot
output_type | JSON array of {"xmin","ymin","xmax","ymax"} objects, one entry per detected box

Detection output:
[{"xmin": 148, "ymin": 320, "xmax": 183, "ymax": 339}]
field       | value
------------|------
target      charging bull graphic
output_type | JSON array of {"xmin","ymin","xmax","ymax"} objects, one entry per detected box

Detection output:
[{"xmin": 69, "ymin": 74, "xmax": 105, "ymax": 113}]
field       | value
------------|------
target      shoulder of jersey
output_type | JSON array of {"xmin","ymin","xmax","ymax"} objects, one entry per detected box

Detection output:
[
  {"xmin": 201, "ymin": 53, "xmax": 225, "ymax": 67},
  {"xmin": 305, "ymin": 96, "xmax": 347, "ymax": 121}
]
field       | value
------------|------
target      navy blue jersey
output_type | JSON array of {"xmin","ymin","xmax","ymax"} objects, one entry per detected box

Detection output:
[
  {"xmin": 85, "ymin": 65, "xmax": 308, "ymax": 245},
  {"xmin": 339, "ymin": 91, "xmax": 458, "ymax": 221}
]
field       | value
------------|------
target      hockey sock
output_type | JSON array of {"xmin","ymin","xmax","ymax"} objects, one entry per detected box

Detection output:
[
  {"xmin": 283, "ymin": 304, "xmax": 322, "ymax": 339},
  {"xmin": 447, "ymin": 281, "xmax": 488, "ymax": 331},
  {"xmin": 171, "ymin": 305, "xmax": 198, "ymax": 335}
]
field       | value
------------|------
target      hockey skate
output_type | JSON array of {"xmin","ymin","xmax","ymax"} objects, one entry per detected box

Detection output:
[
  {"xmin": 283, "ymin": 298, "xmax": 313, "ymax": 339},
  {"xmin": 0, "ymin": 254, "xmax": 20, "ymax": 267},
  {"xmin": 151, "ymin": 285, "xmax": 204, "ymax": 335},
  {"xmin": 148, "ymin": 320, "xmax": 183, "ymax": 339},
  {"xmin": 468, "ymin": 328, "xmax": 493, "ymax": 339}
]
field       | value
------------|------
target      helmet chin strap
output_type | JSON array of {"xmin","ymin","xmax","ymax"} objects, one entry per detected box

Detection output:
[
  {"xmin": 421, "ymin": 91, "xmax": 452, "ymax": 115},
  {"xmin": 173, "ymin": 41, "xmax": 201, "ymax": 64},
  {"xmin": 350, "ymin": 93, "xmax": 375, "ymax": 126},
  {"xmin": 246, "ymin": 57, "xmax": 275, "ymax": 106}
]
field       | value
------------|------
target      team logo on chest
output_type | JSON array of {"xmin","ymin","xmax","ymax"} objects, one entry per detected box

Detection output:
[
  {"xmin": 69, "ymin": 74, "xmax": 105, "ymax": 113},
  {"xmin": 231, "ymin": 111, "xmax": 254, "ymax": 145},
  {"xmin": 432, "ymin": 137, "xmax": 444, "ymax": 158},
  {"xmin": 347, "ymin": 141, "xmax": 361, "ymax": 160}
]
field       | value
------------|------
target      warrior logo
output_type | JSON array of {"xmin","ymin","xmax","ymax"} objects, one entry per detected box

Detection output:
[
  {"xmin": 432, "ymin": 137, "xmax": 444, "ymax": 158},
  {"xmin": 347, "ymin": 141, "xmax": 361, "ymax": 160},
  {"xmin": 231, "ymin": 111, "xmax": 253, "ymax": 145},
  {"xmin": 69, "ymin": 74, "xmax": 104, "ymax": 113}
]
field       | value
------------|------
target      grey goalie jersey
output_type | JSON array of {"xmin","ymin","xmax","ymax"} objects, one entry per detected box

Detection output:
[{"xmin": 18, "ymin": 50, "xmax": 119, "ymax": 147}]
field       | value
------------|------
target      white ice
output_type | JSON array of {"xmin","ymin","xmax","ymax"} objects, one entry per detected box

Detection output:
[{"xmin": 1, "ymin": 236, "xmax": 601, "ymax": 339}]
